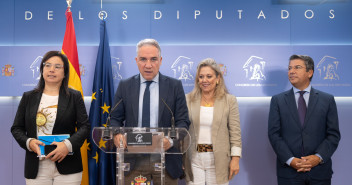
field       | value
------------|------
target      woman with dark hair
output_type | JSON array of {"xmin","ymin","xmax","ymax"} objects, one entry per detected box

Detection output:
[
  {"xmin": 184, "ymin": 58, "xmax": 242, "ymax": 185},
  {"xmin": 11, "ymin": 51, "xmax": 90, "ymax": 185}
]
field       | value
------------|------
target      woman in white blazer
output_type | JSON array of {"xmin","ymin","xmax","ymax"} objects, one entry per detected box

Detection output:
[{"xmin": 184, "ymin": 58, "xmax": 242, "ymax": 185}]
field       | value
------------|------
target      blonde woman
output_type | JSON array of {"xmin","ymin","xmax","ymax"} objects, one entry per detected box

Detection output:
[{"xmin": 184, "ymin": 58, "xmax": 242, "ymax": 185}]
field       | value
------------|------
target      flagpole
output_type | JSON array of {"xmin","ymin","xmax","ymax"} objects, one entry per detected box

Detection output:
[
  {"xmin": 66, "ymin": 0, "xmax": 72, "ymax": 12},
  {"xmin": 99, "ymin": 0, "xmax": 107, "ymax": 20}
]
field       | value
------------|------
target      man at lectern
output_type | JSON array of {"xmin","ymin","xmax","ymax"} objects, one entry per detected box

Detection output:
[
  {"xmin": 110, "ymin": 38, "xmax": 190, "ymax": 185},
  {"xmin": 268, "ymin": 55, "xmax": 340, "ymax": 185}
]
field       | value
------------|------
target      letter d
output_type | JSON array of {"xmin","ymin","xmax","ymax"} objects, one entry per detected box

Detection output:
[
  {"xmin": 25, "ymin": 11, "xmax": 32, "ymax": 20},
  {"xmin": 281, "ymin": 10, "xmax": 289, "ymax": 19},
  {"xmin": 154, "ymin": 11, "xmax": 162, "ymax": 20}
]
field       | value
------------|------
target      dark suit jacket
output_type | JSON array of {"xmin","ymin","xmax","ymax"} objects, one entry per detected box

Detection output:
[
  {"xmin": 11, "ymin": 88, "xmax": 90, "ymax": 179},
  {"xmin": 110, "ymin": 73, "xmax": 190, "ymax": 179},
  {"xmin": 268, "ymin": 87, "xmax": 340, "ymax": 180}
]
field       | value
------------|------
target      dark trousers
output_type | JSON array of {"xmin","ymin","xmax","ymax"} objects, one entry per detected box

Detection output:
[
  {"xmin": 124, "ymin": 154, "xmax": 177, "ymax": 185},
  {"xmin": 278, "ymin": 176, "xmax": 331, "ymax": 185}
]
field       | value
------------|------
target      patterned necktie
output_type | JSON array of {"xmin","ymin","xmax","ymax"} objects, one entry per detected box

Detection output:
[
  {"xmin": 298, "ymin": 91, "xmax": 307, "ymax": 126},
  {"xmin": 142, "ymin": 81, "xmax": 153, "ymax": 127}
]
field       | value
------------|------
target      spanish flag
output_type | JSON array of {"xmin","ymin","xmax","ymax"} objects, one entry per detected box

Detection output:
[{"xmin": 62, "ymin": 8, "xmax": 89, "ymax": 185}]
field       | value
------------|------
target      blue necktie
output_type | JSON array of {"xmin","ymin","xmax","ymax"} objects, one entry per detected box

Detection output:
[
  {"xmin": 298, "ymin": 91, "xmax": 307, "ymax": 126},
  {"xmin": 142, "ymin": 81, "xmax": 152, "ymax": 127}
]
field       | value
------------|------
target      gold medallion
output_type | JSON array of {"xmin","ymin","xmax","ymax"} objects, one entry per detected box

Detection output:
[
  {"xmin": 204, "ymin": 103, "xmax": 211, "ymax": 107},
  {"xmin": 36, "ymin": 112, "xmax": 47, "ymax": 126},
  {"xmin": 202, "ymin": 95, "xmax": 213, "ymax": 107}
]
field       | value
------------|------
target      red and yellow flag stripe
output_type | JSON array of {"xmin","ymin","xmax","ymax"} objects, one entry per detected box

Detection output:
[{"xmin": 62, "ymin": 9, "xmax": 88, "ymax": 185}]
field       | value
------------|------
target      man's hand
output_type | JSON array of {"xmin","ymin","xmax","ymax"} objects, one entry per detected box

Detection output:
[
  {"xmin": 298, "ymin": 155, "xmax": 320, "ymax": 171},
  {"xmin": 290, "ymin": 157, "xmax": 311, "ymax": 172},
  {"xmin": 290, "ymin": 157, "xmax": 302, "ymax": 170},
  {"xmin": 45, "ymin": 142, "xmax": 69, "ymax": 163},
  {"xmin": 163, "ymin": 138, "xmax": 171, "ymax": 151},
  {"xmin": 29, "ymin": 139, "xmax": 45, "ymax": 156},
  {"xmin": 229, "ymin": 156, "xmax": 240, "ymax": 180},
  {"xmin": 114, "ymin": 134, "xmax": 127, "ymax": 148}
]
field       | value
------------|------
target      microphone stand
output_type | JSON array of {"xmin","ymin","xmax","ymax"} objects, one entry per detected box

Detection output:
[
  {"xmin": 102, "ymin": 99, "xmax": 123, "ymax": 140},
  {"xmin": 161, "ymin": 98, "xmax": 176, "ymax": 139}
]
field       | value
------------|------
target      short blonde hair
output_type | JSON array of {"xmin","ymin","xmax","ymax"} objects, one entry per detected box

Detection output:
[{"xmin": 189, "ymin": 58, "xmax": 228, "ymax": 102}]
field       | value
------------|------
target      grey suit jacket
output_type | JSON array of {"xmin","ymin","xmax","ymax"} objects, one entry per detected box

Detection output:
[
  {"xmin": 184, "ymin": 93, "xmax": 242, "ymax": 184},
  {"xmin": 110, "ymin": 73, "xmax": 190, "ymax": 179},
  {"xmin": 268, "ymin": 87, "xmax": 340, "ymax": 180}
]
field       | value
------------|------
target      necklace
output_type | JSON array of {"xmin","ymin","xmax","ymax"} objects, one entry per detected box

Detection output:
[{"xmin": 202, "ymin": 95, "xmax": 213, "ymax": 107}]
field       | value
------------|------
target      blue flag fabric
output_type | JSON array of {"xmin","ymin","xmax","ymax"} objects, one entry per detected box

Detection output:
[{"xmin": 88, "ymin": 20, "xmax": 116, "ymax": 185}]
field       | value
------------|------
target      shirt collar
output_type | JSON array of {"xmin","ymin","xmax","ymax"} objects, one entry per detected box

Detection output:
[
  {"xmin": 293, "ymin": 84, "xmax": 311, "ymax": 94},
  {"xmin": 140, "ymin": 73, "xmax": 159, "ymax": 84}
]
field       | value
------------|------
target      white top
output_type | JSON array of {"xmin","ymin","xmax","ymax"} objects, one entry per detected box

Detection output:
[
  {"xmin": 198, "ymin": 106, "xmax": 214, "ymax": 144},
  {"xmin": 26, "ymin": 93, "xmax": 72, "ymax": 153},
  {"xmin": 37, "ymin": 93, "xmax": 59, "ymax": 136}
]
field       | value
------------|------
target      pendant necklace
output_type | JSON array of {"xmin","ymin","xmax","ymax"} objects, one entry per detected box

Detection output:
[{"xmin": 202, "ymin": 95, "xmax": 212, "ymax": 107}]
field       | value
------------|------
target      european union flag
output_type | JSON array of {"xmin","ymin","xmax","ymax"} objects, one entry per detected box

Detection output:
[{"xmin": 88, "ymin": 20, "xmax": 116, "ymax": 185}]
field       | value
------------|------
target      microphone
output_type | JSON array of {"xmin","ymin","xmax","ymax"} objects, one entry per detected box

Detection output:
[
  {"xmin": 102, "ymin": 98, "xmax": 123, "ymax": 140},
  {"xmin": 161, "ymin": 98, "xmax": 176, "ymax": 139}
]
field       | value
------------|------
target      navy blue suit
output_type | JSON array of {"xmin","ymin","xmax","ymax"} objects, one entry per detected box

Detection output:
[
  {"xmin": 110, "ymin": 73, "xmax": 190, "ymax": 179},
  {"xmin": 268, "ymin": 87, "xmax": 340, "ymax": 181}
]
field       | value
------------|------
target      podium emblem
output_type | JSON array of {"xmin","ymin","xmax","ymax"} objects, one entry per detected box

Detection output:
[
  {"xmin": 135, "ymin": 134, "xmax": 143, "ymax": 143},
  {"xmin": 127, "ymin": 133, "xmax": 152, "ymax": 145},
  {"xmin": 131, "ymin": 175, "xmax": 150, "ymax": 185}
]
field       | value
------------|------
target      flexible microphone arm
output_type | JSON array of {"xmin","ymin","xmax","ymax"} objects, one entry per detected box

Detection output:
[
  {"xmin": 161, "ymin": 98, "xmax": 176, "ymax": 139},
  {"xmin": 102, "ymin": 98, "xmax": 123, "ymax": 140}
]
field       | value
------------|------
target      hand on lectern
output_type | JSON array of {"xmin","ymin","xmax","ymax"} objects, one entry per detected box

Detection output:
[
  {"xmin": 163, "ymin": 138, "xmax": 172, "ymax": 151},
  {"xmin": 114, "ymin": 134, "xmax": 127, "ymax": 148}
]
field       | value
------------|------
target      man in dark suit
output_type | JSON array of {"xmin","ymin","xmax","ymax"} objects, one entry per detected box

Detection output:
[
  {"xmin": 110, "ymin": 38, "xmax": 190, "ymax": 185},
  {"xmin": 268, "ymin": 55, "xmax": 340, "ymax": 185}
]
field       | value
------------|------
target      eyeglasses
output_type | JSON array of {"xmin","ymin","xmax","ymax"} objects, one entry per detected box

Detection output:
[
  {"xmin": 43, "ymin": 63, "xmax": 64, "ymax": 70},
  {"xmin": 288, "ymin": 65, "xmax": 306, "ymax": 71}
]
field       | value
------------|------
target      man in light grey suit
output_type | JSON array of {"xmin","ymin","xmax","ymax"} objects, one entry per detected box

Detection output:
[
  {"xmin": 268, "ymin": 55, "xmax": 340, "ymax": 185},
  {"xmin": 110, "ymin": 38, "xmax": 190, "ymax": 185}
]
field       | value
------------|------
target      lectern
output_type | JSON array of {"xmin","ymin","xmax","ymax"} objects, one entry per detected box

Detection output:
[{"xmin": 92, "ymin": 127, "xmax": 191, "ymax": 185}]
